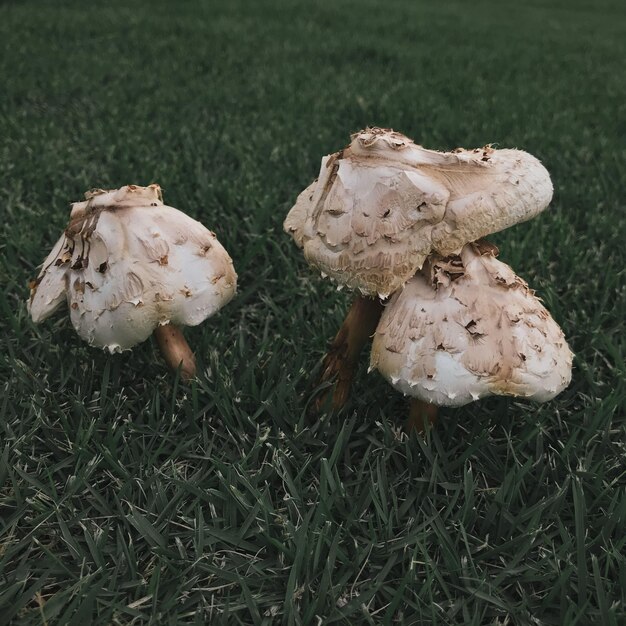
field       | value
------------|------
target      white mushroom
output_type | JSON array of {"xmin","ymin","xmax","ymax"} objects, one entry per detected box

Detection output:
[
  {"xmin": 284, "ymin": 127, "xmax": 554, "ymax": 413},
  {"xmin": 370, "ymin": 241, "xmax": 573, "ymax": 422},
  {"xmin": 285, "ymin": 127, "xmax": 552, "ymax": 298},
  {"xmin": 28, "ymin": 184, "xmax": 237, "ymax": 379}
]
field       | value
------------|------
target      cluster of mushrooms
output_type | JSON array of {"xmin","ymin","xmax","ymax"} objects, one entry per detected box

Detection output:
[
  {"xmin": 284, "ymin": 128, "xmax": 572, "ymax": 431},
  {"xmin": 29, "ymin": 127, "xmax": 572, "ymax": 432}
]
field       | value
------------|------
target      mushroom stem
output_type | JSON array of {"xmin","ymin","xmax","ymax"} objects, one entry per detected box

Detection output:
[
  {"xmin": 406, "ymin": 399, "xmax": 438, "ymax": 434},
  {"xmin": 314, "ymin": 295, "xmax": 385, "ymax": 412},
  {"xmin": 153, "ymin": 323, "xmax": 196, "ymax": 381}
]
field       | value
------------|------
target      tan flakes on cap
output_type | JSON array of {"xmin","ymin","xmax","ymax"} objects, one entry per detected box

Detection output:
[
  {"xmin": 28, "ymin": 184, "xmax": 237, "ymax": 352},
  {"xmin": 284, "ymin": 127, "xmax": 553, "ymax": 297},
  {"xmin": 370, "ymin": 241, "xmax": 573, "ymax": 406}
]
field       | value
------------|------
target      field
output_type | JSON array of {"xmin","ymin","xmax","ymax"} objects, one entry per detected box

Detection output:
[{"xmin": 1, "ymin": 0, "xmax": 625, "ymax": 624}]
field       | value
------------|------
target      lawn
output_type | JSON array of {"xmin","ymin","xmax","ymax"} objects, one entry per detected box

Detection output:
[{"xmin": 1, "ymin": 0, "xmax": 625, "ymax": 624}]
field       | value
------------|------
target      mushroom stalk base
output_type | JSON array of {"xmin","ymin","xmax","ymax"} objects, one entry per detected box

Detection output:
[
  {"xmin": 407, "ymin": 399, "xmax": 438, "ymax": 434},
  {"xmin": 314, "ymin": 295, "xmax": 385, "ymax": 412},
  {"xmin": 154, "ymin": 323, "xmax": 196, "ymax": 381}
]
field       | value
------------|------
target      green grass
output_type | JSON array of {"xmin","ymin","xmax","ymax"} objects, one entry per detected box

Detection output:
[{"xmin": 1, "ymin": 0, "xmax": 625, "ymax": 623}]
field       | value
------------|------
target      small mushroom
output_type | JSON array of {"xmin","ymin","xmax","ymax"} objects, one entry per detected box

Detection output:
[
  {"xmin": 284, "ymin": 127, "xmax": 553, "ymax": 410},
  {"xmin": 370, "ymin": 242, "xmax": 573, "ymax": 431},
  {"xmin": 28, "ymin": 184, "xmax": 237, "ymax": 379}
]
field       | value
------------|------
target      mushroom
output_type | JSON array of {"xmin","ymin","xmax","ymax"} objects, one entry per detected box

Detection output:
[
  {"xmin": 284, "ymin": 127, "xmax": 553, "ymax": 410},
  {"xmin": 28, "ymin": 184, "xmax": 237, "ymax": 379},
  {"xmin": 370, "ymin": 241, "xmax": 573, "ymax": 431}
]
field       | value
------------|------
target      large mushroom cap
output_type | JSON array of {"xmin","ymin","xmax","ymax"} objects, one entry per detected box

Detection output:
[
  {"xmin": 284, "ymin": 127, "xmax": 553, "ymax": 297},
  {"xmin": 28, "ymin": 184, "xmax": 237, "ymax": 352},
  {"xmin": 370, "ymin": 242, "xmax": 572, "ymax": 406}
]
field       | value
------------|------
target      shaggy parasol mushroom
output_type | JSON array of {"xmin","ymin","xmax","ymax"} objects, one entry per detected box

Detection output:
[
  {"xmin": 28, "ymin": 184, "xmax": 237, "ymax": 379},
  {"xmin": 370, "ymin": 241, "xmax": 573, "ymax": 431},
  {"xmin": 284, "ymin": 127, "xmax": 553, "ymax": 410}
]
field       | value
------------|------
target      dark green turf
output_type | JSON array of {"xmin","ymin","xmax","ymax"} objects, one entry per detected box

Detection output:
[{"xmin": 1, "ymin": 0, "xmax": 625, "ymax": 624}]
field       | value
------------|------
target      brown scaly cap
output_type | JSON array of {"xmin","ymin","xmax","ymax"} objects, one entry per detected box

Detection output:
[
  {"xmin": 285, "ymin": 128, "xmax": 553, "ymax": 297},
  {"xmin": 370, "ymin": 242, "xmax": 573, "ymax": 406}
]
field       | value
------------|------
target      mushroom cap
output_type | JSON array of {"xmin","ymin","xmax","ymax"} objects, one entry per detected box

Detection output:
[
  {"xmin": 28, "ymin": 184, "xmax": 237, "ymax": 352},
  {"xmin": 284, "ymin": 127, "xmax": 553, "ymax": 297},
  {"xmin": 370, "ymin": 242, "xmax": 572, "ymax": 406}
]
